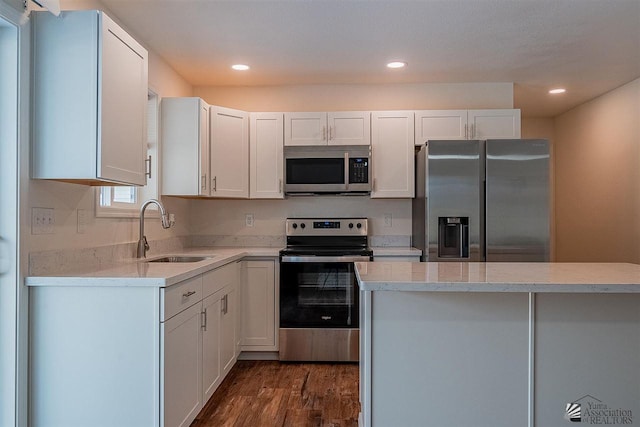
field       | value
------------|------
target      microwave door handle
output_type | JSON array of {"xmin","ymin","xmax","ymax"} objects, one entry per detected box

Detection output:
[{"xmin": 344, "ymin": 152, "xmax": 349, "ymax": 191}]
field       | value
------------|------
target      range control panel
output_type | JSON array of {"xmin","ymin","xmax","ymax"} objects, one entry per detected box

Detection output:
[{"xmin": 285, "ymin": 218, "xmax": 368, "ymax": 236}]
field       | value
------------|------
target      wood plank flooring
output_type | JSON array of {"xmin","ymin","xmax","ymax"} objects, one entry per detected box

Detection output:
[{"xmin": 191, "ymin": 361, "xmax": 360, "ymax": 427}]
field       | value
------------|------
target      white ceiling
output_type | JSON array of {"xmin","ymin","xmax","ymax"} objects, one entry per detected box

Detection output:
[{"xmin": 93, "ymin": 0, "xmax": 640, "ymax": 117}]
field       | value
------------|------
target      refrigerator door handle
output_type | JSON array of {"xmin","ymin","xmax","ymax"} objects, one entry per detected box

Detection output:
[{"xmin": 461, "ymin": 224, "xmax": 469, "ymax": 258}]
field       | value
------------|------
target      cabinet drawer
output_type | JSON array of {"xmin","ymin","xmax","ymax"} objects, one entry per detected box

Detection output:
[
  {"xmin": 203, "ymin": 262, "xmax": 238, "ymax": 298},
  {"xmin": 161, "ymin": 275, "xmax": 203, "ymax": 321}
]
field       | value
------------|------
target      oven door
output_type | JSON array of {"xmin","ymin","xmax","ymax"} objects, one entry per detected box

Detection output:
[{"xmin": 280, "ymin": 256, "xmax": 367, "ymax": 328}]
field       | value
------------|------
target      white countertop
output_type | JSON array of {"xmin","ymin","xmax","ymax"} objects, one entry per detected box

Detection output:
[
  {"xmin": 25, "ymin": 247, "xmax": 281, "ymax": 288},
  {"xmin": 355, "ymin": 262, "xmax": 640, "ymax": 293}
]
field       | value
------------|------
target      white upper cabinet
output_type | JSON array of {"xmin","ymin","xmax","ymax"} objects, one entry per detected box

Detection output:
[
  {"xmin": 415, "ymin": 109, "xmax": 521, "ymax": 145},
  {"xmin": 210, "ymin": 106, "xmax": 250, "ymax": 198},
  {"xmin": 161, "ymin": 98, "xmax": 210, "ymax": 196},
  {"xmin": 415, "ymin": 110, "xmax": 468, "ymax": 142},
  {"xmin": 284, "ymin": 112, "xmax": 370, "ymax": 146},
  {"xmin": 250, "ymin": 113, "xmax": 284, "ymax": 199},
  {"xmin": 284, "ymin": 112, "xmax": 326, "ymax": 146},
  {"xmin": 31, "ymin": 10, "xmax": 148, "ymax": 186},
  {"xmin": 327, "ymin": 112, "xmax": 371, "ymax": 145},
  {"xmin": 371, "ymin": 111, "xmax": 415, "ymax": 198},
  {"xmin": 468, "ymin": 109, "xmax": 521, "ymax": 139}
]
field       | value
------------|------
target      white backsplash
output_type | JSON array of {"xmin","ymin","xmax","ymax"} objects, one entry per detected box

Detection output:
[{"xmin": 29, "ymin": 236, "xmax": 188, "ymax": 276}]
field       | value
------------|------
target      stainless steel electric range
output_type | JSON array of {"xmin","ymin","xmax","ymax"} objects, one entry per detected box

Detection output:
[{"xmin": 279, "ymin": 217, "xmax": 372, "ymax": 362}]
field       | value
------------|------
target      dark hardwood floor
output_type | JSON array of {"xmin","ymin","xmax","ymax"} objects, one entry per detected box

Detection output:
[{"xmin": 191, "ymin": 360, "xmax": 360, "ymax": 427}]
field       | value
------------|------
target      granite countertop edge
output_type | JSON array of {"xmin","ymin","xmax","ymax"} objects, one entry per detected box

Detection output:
[
  {"xmin": 355, "ymin": 261, "xmax": 640, "ymax": 293},
  {"xmin": 25, "ymin": 247, "xmax": 281, "ymax": 288}
]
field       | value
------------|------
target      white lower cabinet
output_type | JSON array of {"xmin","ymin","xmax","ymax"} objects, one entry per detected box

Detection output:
[
  {"xmin": 163, "ymin": 302, "xmax": 203, "ymax": 427},
  {"xmin": 241, "ymin": 260, "xmax": 277, "ymax": 351},
  {"xmin": 30, "ymin": 262, "xmax": 240, "ymax": 427},
  {"xmin": 201, "ymin": 293, "xmax": 222, "ymax": 402}
]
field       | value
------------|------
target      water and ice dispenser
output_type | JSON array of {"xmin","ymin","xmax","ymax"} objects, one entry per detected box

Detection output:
[{"xmin": 438, "ymin": 217, "xmax": 469, "ymax": 258}]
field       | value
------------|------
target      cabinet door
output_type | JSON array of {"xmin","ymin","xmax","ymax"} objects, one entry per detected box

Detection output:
[
  {"xmin": 328, "ymin": 112, "xmax": 371, "ymax": 145},
  {"xmin": 210, "ymin": 106, "xmax": 249, "ymax": 198},
  {"xmin": 99, "ymin": 12, "xmax": 148, "ymax": 185},
  {"xmin": 199, "ymin": 101, "xmax": 211, "ymax": 196},
  {"xmin": 241, "ymin": 261, "xmax": 276, "ymax": 350},
  {"xmin": 220, "ymin": 283, "xmax": 238, "ymax": 377},
  {"xmin": 284, "ymin": 112, "xmax": 327, "ymax": 146},
  {"xmin": 414, "ymin": 110, "xmax": 467, "ymax": 144},
  {"xmin": 161, "ymin": 98, "xmax": 209, "ymax": 196},
  {"xmin": 371, "ymin": 111, "xmax": 415, "ymax": 198},
  {"xmin": 468, "ymin": 109, "xmax": 521, "ymax": 139},
  {"xmin": 250, "ymin": 113, "xmax": 284, "ymax": 199},
  {"xmin": 31, "ymin": 11, "xmax": 148, "ymax": 186},
  {"xmin": 163, "ymin": 302, "xmax": 203, "ymax": 427},
  {"xmin": 201, "ymin": 293, "xmax": 222, "ymax": 403}
]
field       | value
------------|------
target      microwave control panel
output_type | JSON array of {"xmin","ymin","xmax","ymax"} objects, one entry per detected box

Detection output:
[{"xmin": 349, "ymin": 158, "xmax": 369, "ymax": 183}]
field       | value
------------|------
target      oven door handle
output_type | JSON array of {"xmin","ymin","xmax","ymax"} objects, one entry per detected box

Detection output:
[{"xmin": 280, "ymin": 255, "xmax": 371, "ymax": 263}]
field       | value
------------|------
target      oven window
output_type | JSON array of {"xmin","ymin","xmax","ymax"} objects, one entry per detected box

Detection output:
[
  {"xmin": 280, "ymin": 262, "xmax": 359, "ymax": 328},
  {"xmin": 286, "ymin": 158, "xmax": 345, "ymax": 184},
  {"xmin": 298, "ymin": 268, "xmax": 353, "ymax": 306}
]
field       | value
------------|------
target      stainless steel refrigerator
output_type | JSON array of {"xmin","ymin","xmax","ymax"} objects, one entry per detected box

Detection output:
[{"xmin": 412, "ymin": 139, "xmax": 550, "ymax": 262}]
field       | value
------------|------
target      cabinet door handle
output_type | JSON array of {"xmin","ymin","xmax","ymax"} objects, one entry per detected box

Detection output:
[
  {"xmin": 329, "ymin": 126, "xmax": 333, "ymax": 141},
  {"xmin": 201, "ymin": 309, "xmax": 207, "ymax": 330},
  {"xmin": 279, "ymin": 179, "xmax": 283, "ymax": 193},
  {"xmin": 464, "ymin": 124, "xmax": 468, "ymax": 139},
  {"xmin": 322, "ymin": 125, "xmax": 327, "ymax": 141},
  {"xmin": 201, "ymin": 174, "xmax": 207, "ymax": 191},
  {"xmin": 183, "ymin": 290, "xmax": 196, "ymax": 298},
  {"xmin": 145, "ymin": 155, "xmax": 152, "ymax": 179},
  {"xmin": 212, "ymin": 176, "xmax": 217, "ymax": 192},
  {"xmin": 470, "ymin": 123, "xmax": 475, "ymax": 138},
  {"xmin": 222, "ymin": 294, "xmax": 228, "ymax": 314}
]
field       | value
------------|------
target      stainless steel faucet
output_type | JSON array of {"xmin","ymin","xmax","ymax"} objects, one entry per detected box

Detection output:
[{"xmin": 137, "ymin": 199, "xmax": 173, "ymax": 258}]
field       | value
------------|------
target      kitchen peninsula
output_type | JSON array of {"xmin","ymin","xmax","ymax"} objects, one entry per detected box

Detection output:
[{"xmin": 356, "ymin": 262, "xmax": 640, "ymax": 427}]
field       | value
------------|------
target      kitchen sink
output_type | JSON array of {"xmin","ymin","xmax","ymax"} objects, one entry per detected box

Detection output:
[{"xmin": 146, "ymin": 256, "xmax": 212, "ymax": 263}]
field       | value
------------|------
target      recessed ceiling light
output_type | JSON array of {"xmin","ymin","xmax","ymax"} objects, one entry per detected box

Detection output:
[
  {"xmin": 387, "ymin": 61, "xmax": 407, "ymax": 69},
  {"xmin": 549, "ymin": 88, "xmax": 566, "ymax": 94},
  {"xmin": 232, "ymin": 64, "xmax": 250, "ymax": 71}
]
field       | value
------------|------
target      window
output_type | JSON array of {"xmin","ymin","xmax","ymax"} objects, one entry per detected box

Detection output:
[{"xmin": 96, "ymin": 90, "xmax": 160, "ymax": 218}]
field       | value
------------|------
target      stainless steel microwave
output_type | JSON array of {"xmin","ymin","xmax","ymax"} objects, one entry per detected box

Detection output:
[{"xmin": 284, "ymin": 145, "xmax": 371, "ymax": 194}]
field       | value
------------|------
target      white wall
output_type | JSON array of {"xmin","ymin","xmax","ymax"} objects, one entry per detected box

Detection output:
[
  {"xmin": 554, "ymin": 78, "xmax": 640, "ymax": 262},
  {"xmin": 195, "ymin": 82, "xmax": 513, "ymax": 112}
]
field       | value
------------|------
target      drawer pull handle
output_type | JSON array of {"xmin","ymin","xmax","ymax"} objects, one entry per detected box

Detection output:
[{"xmin": 183, "ymin": 290, "xmax": 196, "ymax": 298}]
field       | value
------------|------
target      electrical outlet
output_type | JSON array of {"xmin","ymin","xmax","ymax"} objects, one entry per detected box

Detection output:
[
  {"xmin": 245, "ymin": 213, "xmax": 254, "ymax": 227},
  {"xmin": 32, "ymin": 207, "xmax": 55, "ymax": 235},
  {"xmin": 383, "ymin": 213, "xmax": 392, "ymax": 227}
]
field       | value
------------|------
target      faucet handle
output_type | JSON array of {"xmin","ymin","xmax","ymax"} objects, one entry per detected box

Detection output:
[{"xmin": 143, "ymin": 236, "xmax": 149, "ymax": 253}]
